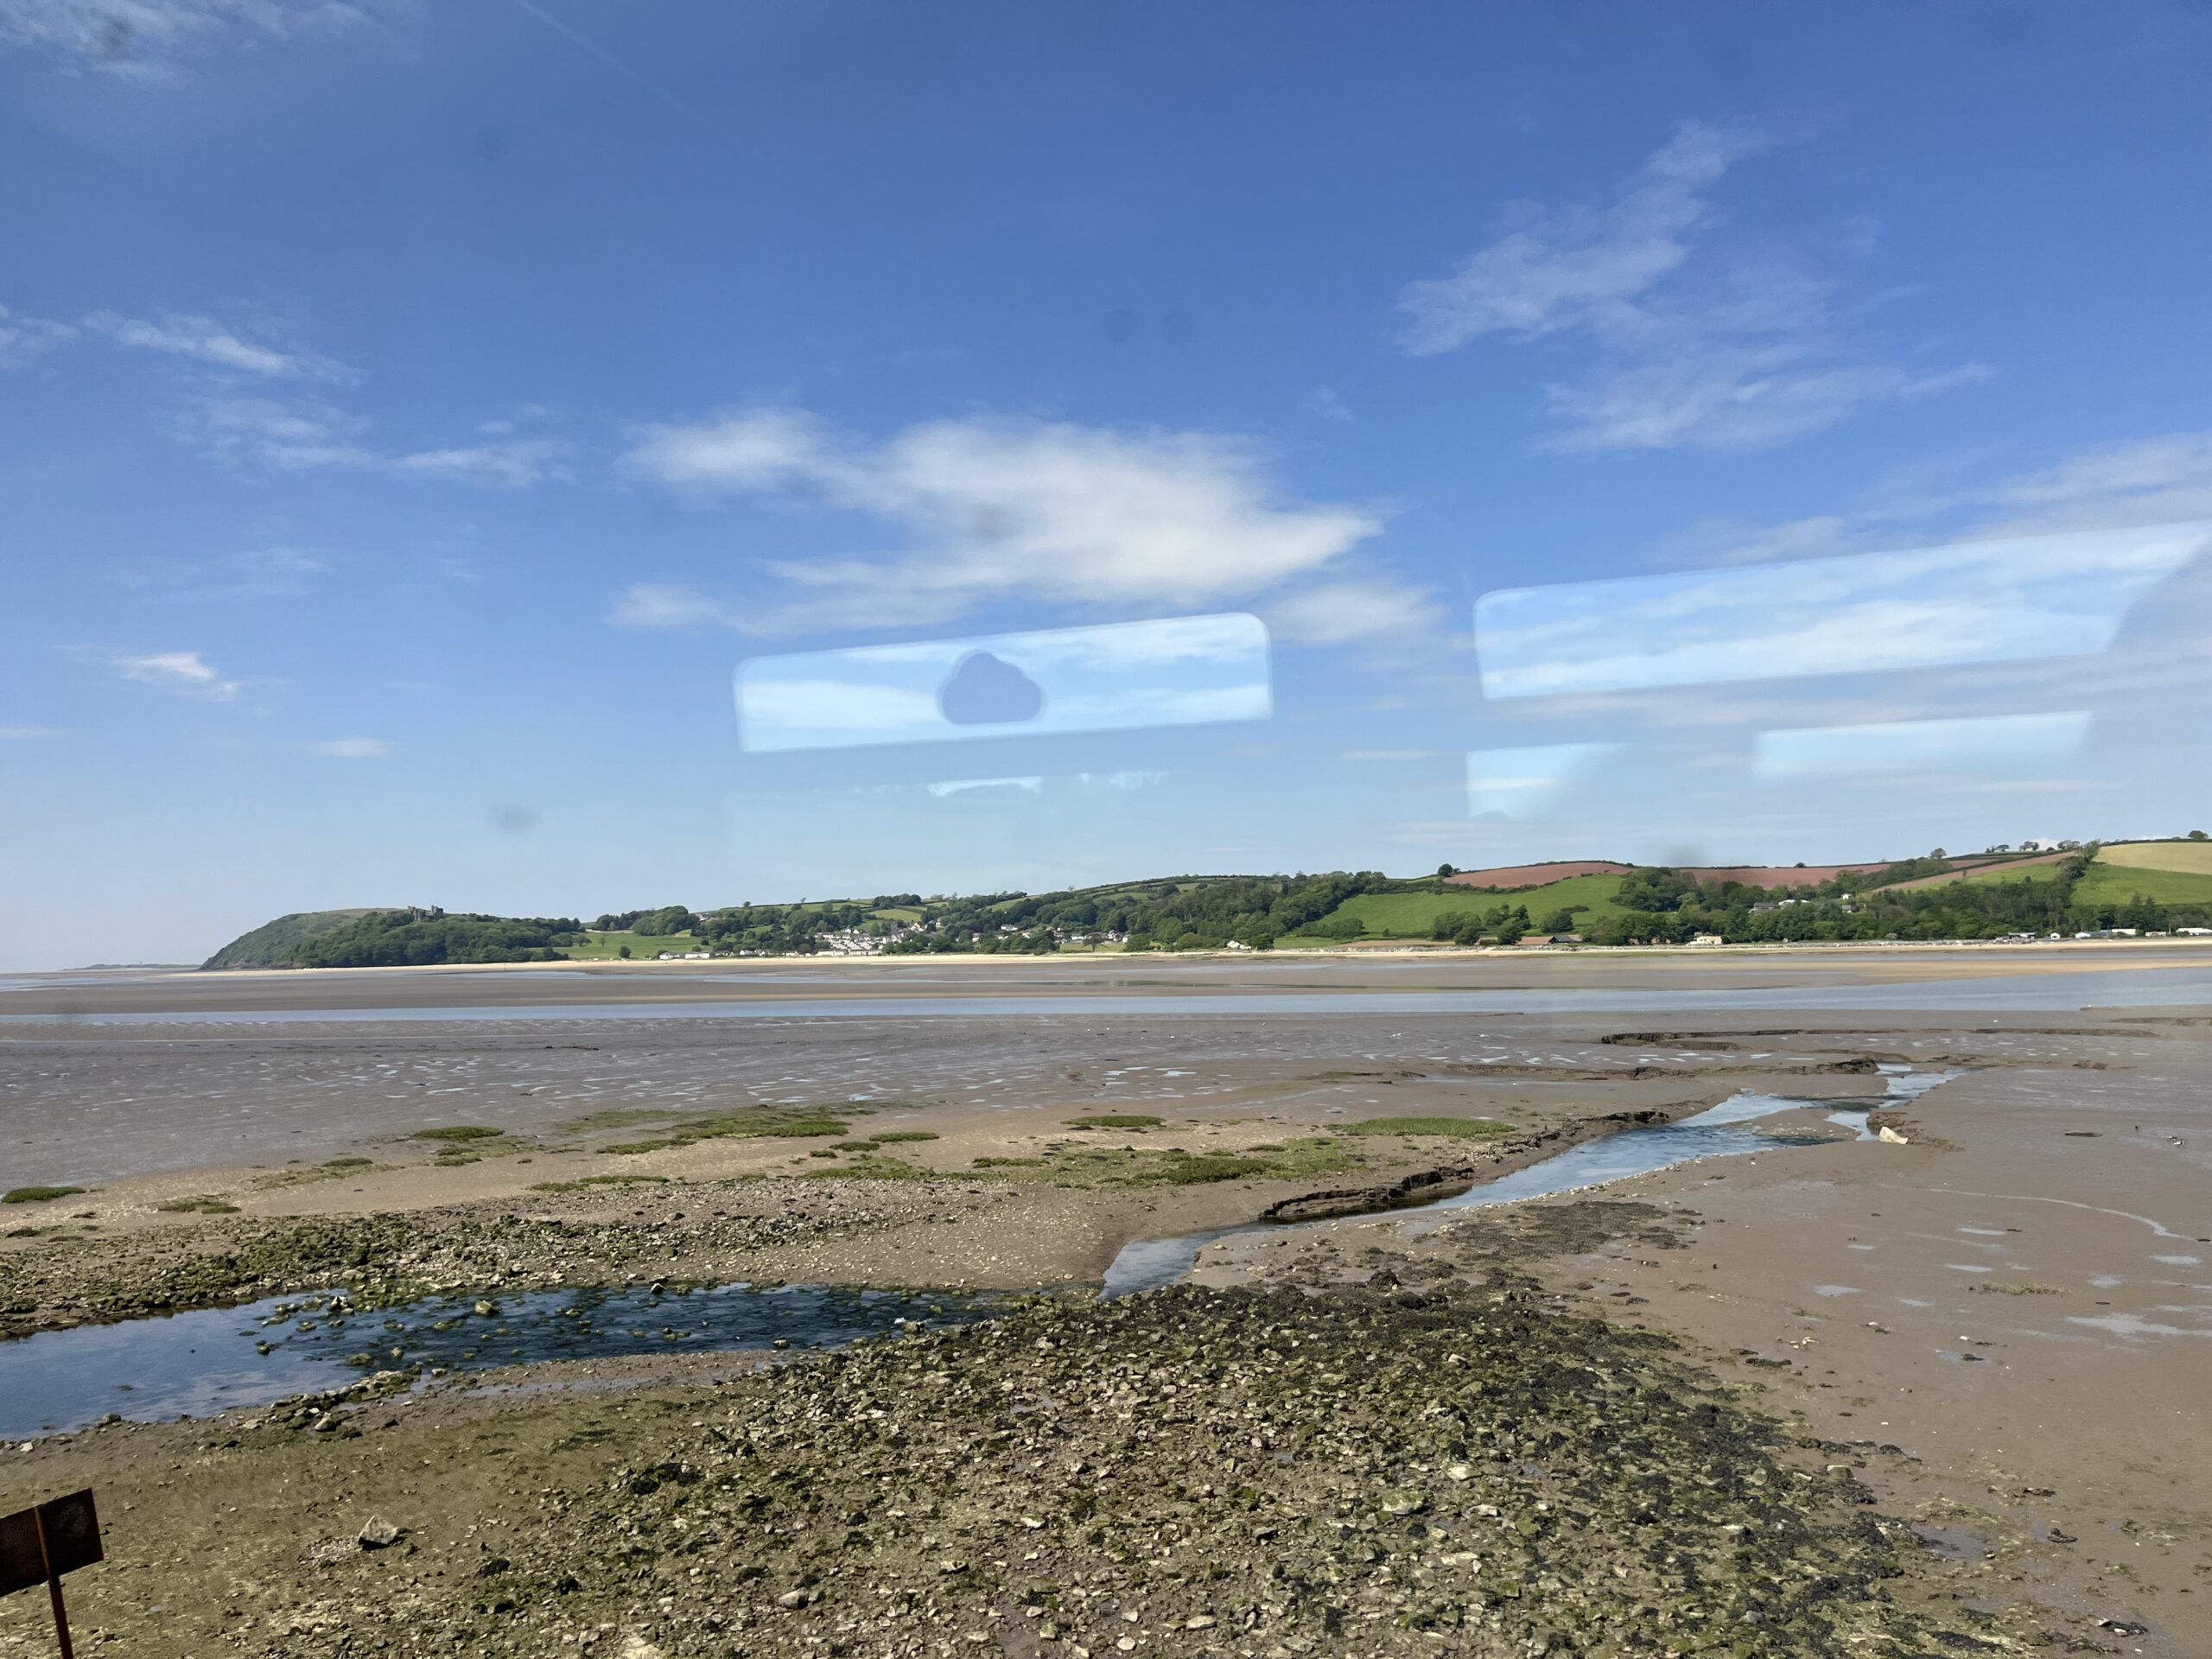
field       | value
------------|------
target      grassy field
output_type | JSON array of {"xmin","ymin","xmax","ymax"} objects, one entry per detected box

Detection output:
[
  {"xmin": 561, "ymin": 929, "xmax": 704, "ymax": 960},
  {"xmin": 2100, "ymin": 839, "xmax": 2212, "ymax": 874},
  {"xmin": 1885, "ymin": 842, "xmax": 2212, "ymax": 907},
  {"xmin": 1948, "ymin": 860, "xmax": 2069, "ymax": 887},
  {"xmin": 1320, "ymin": 873, "xmax": 1630, "ymax": 938},
  {"xmin": 2075, "ymin": 859, "xmax": 2212, "ymax": 907}
]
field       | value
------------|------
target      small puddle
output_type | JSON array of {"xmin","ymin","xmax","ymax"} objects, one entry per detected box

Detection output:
[
  {"xmin": 0, "ymin": 1281, "xmax": 1001, "ymax": 1439},
  {"xmin": 1102, "ymin": 1066, "xmax": 1955, "ymax": 1297}
]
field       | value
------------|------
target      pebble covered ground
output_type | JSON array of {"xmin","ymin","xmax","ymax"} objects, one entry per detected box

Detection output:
[{"xmin": 270, "ymin": 1275, "xmax": 2016, "ymax": 1658}]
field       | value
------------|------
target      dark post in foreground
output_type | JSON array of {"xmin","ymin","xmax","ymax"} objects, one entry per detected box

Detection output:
[{"xmin": 0, "ymin": 1490, "xmax": 103, "ymax": 1659}]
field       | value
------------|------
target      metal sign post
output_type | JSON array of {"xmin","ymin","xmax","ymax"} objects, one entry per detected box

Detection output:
[{"xmin": 0, "ymin": 1490, "xmax": 102, "ymax": 1659}]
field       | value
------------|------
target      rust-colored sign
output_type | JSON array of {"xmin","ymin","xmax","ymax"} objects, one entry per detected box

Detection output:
[{"xmin": 0, "ymin": 1489, "xmax": 101, "ymax": 1658}]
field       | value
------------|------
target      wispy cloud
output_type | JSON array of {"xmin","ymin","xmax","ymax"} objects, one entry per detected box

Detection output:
[
  {"xmin": 76, "ymin": 647, "xmax": 243, "ymax": 700},
  {"xmin": 1304, "ymin": 387, "xmax": 1353, "ymax": 423},
  {"xmin": 608, "ymin": 582, "xmax": 746, "ymax": 632},
  {"xmin": 0, "ymin": 725, "xmax": 65, "ymax": 741},
  {"xmin": 1659, "ymin": 428, "xmax": 2212, "ymax": 569},
  {"xmin": 0, "ymin": 304, "xmax": 77, "ymax": 368},
  {"xmin": 622, "ymin": 409, "xmax": 1392, "ymax": 635},
  {"xmin": 1985, "ymin": 431, "xmax": 2212, "ymax": 534},
  {"xmin": 1543, "ymin": 353, "xmax": 1986, "ymax": 454},
  {"xmin": 1401, "ymin": 121, "xmax": 1762, "ymax": 353},
  {"xmin": 1263, "ymin": 578, "xmax": 1437, "ymax": 646},
  {"xmin": 109, "ymin": 545, "xmax": 328, "ymax": 602},
  {"xmin": 195, "ymin": 395, "xmax": 563, "ymax": 486},
  {"xmin": 307, "ymin": 736, "xmax": 389, "ymax": 758},
  {"xmin": 498, "ymin": 0, "xmax": 712, "ymax": 130},
  {"xmin": 1398, "ymin": 120, "xmax": 1988, "ymax": 452},
  {"xmin": 83, "ymin": 310, "xmax": 351, "ymax": 381},
  {"xmin": 0, "ymin": 0, "xmax": 377, "ymax": 79},
  {"xmin": 386, "ymin": 442, "xmax": 565, "ymax": 487}
]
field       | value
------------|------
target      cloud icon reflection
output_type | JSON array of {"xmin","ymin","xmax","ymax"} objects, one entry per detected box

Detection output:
[{"xmin": 938, "ymin": 651, "xmax": 1046, "ymax": 725}]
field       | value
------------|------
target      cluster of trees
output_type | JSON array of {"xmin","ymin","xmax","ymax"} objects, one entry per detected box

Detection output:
[
  {"xmin": 287, "ymin": 912, "xmax": 584, "ymax": 967},
  {"xmin": 591, "ymin": 906, "xmax": 698, "ymax": 936},
  {"xmin": 1427, "ymin": 902, "xmax": 1583, "ymax": 945}
]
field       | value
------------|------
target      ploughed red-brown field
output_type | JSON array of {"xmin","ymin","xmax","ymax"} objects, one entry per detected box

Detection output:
[{"xmin": 1445, "ymin": 859, "xmax": 1635, "ymax": 886}]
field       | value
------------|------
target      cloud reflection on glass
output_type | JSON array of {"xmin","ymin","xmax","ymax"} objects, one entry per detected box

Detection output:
[
  {"xmin": 734, "ymin": 613, "xmax": 1272, "ymax": 753},
  {"xmin": 1752, "ymin": 712, "xmax": 2092, "ymax": 784},
  {"xmin": 1473, "ymin": 523, "xmax": 2207, "ymax": 700},
  {"xmin": 1467, "ymin": 743, "xmax": 1619, "ymax": 821}
]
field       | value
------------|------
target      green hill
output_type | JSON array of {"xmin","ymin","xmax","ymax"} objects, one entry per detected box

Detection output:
[
  {"xmin": 204, "ymin": 909, "xmax": 584, "ymax": 969},
  {"xmin": 1321, "ymin": 873, "xmax": 1634, "ymax": 939},
  {"xmin": 203, "ymin": 837, "xmax": 2212, "ymax": 967},
  {"xmin": 202, "ymin": 909, "xmax": 393, "ymax": 969}
]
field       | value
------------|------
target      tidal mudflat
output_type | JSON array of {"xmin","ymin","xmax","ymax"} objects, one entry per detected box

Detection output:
[{"xmin": 2, "ymin": 944, "xmax": 2206, "ymax": 1656}]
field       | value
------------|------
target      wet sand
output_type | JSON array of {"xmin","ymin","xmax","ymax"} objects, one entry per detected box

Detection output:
[
  {"xmin": 1194, "ymin": 1008, "xmax": 2212, "ymax": 1655},
  {"xmin": 1, "ymin": 947, "xmax": 2206, "ymax": 1654},
  {"xmin": 7, "ymin": 939, "xmax": 2209, "ymax": 1188}
]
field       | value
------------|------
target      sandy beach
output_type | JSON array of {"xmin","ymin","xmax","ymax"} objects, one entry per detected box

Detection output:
[{"xmin": 2, "ymin": 944, "xmax": 2205, "ymax": 1656}]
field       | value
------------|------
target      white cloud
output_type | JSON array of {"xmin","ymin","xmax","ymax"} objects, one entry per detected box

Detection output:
[
  {"xmin": 307, "ymin": 737, "xmax": 389, "ymax": 758},
  {"xmin": 623, "ymin": 410, "xmax": 1390, "ymax": 633},
  {"xmin": 1398, "ymin": 120, "xmax": 1987, "ymax": 452},
  {"xmin": 0, "ymin": 725, "xmax": 64, "ymax": 740},
  {"xmin": 84, "ymin": 310, "xmax": 350, "ymax": 380},
  {"xmin": 0, "ymin": 0, "xmax": 375, "ymax": 79},
  {"xmin": 82, "ymin": 648, "xmax": 242, "ymax": 700},
  {"xmin": 0, "ymin": 304, "xmax": 77, "ymax": 368},
  {"xmin": 1264, "ymin": 578, "xmax": 1438, "ymax": 645},
  {"xmin": 194, "ymin": 395, "xmax": 563, "ymax": 486},
  {"xmin": 1304, "ymin": 387, "xmax": 1353, "ymax": 423}
]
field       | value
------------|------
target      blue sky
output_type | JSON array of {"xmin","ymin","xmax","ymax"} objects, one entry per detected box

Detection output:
[{"xmin": 3, "ymin": 1, "xmax": 2211, "ymax": 968}]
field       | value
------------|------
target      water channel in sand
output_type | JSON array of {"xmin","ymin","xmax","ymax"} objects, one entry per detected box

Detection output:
[
  {"xmin": 0, "ymin": 1281, "xmax": 1006, "ymax": 1440},
  {"xmin": 0, "ymin": 1069, "xmax": 1953, "ymax": 1435},
  {"xmin": 1097, "ymin": 1065, "xmax": 1954, "ymax": 1296}
]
